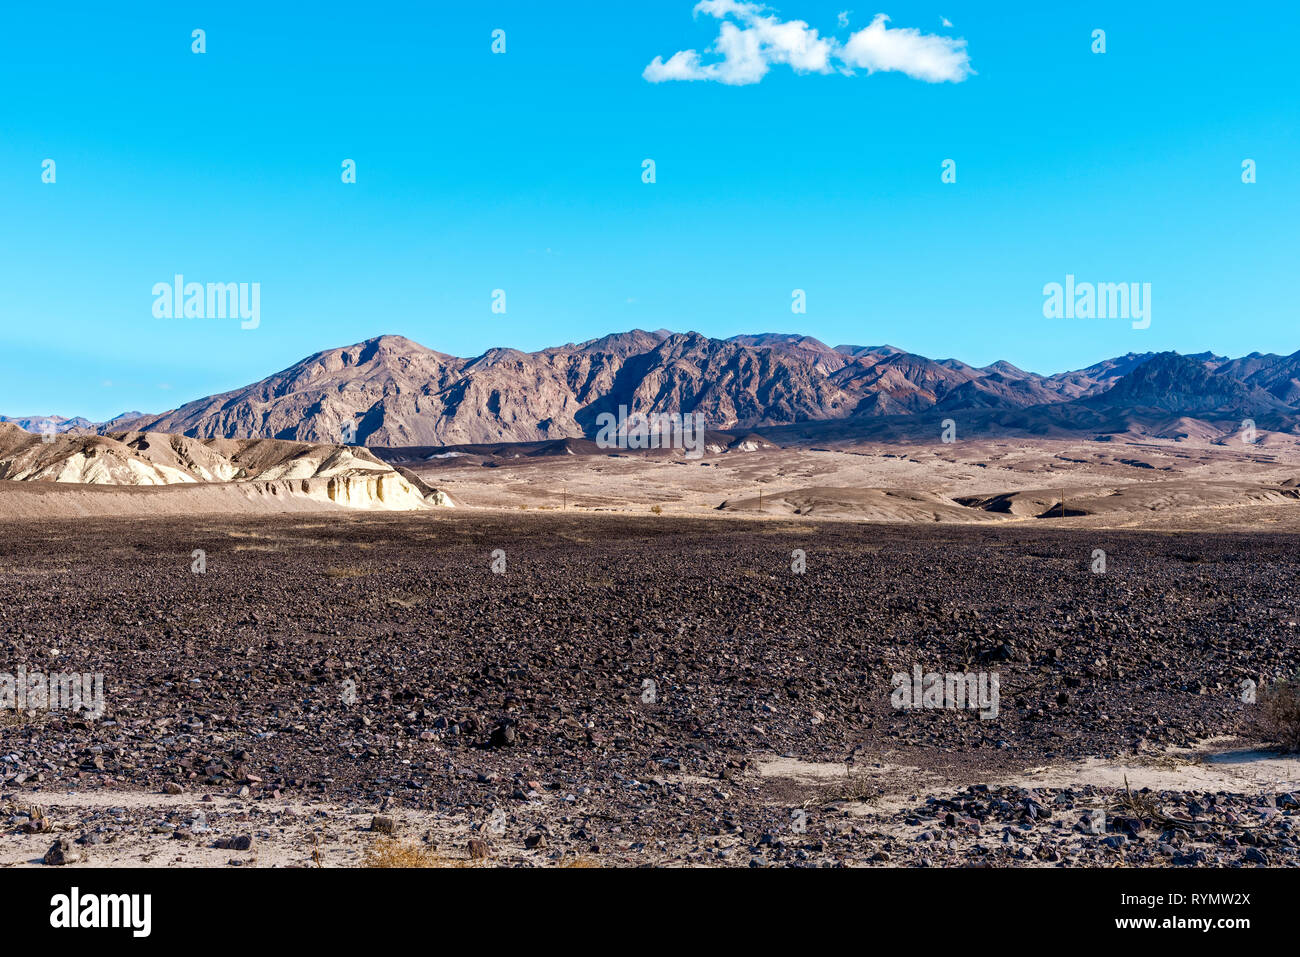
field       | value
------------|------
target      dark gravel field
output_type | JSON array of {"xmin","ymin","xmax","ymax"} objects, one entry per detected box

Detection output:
[{"xmin": 1, "ymin": 513, "xmax": 1297, "ymax": 867}]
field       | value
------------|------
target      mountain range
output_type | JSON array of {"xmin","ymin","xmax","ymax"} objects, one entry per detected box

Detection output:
[
  {"xmin": 0, "ymin": 412, "xmax": 144, "ymax": 436},
  {"xmin": 15, "ymin": 331, "xmax": 1300, "ymax": 447}
]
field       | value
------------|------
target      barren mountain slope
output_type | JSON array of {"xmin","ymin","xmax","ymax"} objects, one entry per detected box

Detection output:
[{"xmin": 53, "ymin": 332, "xmax": 1300, "ymax": 448}]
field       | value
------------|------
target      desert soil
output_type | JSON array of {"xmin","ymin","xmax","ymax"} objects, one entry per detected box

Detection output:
[{"xmin": 405, "ymin": 435, "xmax": 1300, "ymax": 532}]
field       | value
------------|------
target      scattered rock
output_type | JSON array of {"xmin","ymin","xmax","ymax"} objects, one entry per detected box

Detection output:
[{"xmin": 43, "ymin": 838, "xmax": 80, "ymax": 865}]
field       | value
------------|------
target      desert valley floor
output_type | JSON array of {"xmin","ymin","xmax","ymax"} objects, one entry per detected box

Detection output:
[
  {"xmin": 396, "ymin": 433, "xmax": 1300, "ymax": 532},
  {"xmin": 0, "ymin": 507, "xmax": 1298, "ymax": 867}
]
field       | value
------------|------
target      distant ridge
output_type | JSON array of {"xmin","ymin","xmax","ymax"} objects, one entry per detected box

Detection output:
[
  {"xmin": 10, "ymin": 332, "xmax": 1300, "ymax": 448},
  {"xmin": 0, "ymin": 411, "xmax": 147, "ymax": 435}
]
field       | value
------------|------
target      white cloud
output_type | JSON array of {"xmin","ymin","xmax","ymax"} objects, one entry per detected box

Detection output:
[
  {"xmin": 644, "ymin": 3, "xmax": 972, "ymax": 86},
  {"xmin": 840, "ymin": 14, "xmax": 971, "ymax": 82},
  {"xmin": 644, "ymin": 0, "xmax": 836, "ymax": 85},
  {"xmin": 644, "ymin": 49, "xmax": 709, "ymax": 82},
  {"xmin": 941, "ymin": 16, "xmax": 953, "ymax": 28}
]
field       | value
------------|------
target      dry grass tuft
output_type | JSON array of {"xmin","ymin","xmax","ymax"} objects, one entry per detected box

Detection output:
[
  {"xmin": 821, "ymin": 772, "xmax": 880, "ymax": 805},
  {"xmin": 362, "ymin": 840, "xmax": 473, "ymax": 868},
  {"xmin": 1259, "ymin": 675, "xmax": 1300, "ymax": 751},
  {"xmin": 324, "ymin": 565, "xmax": 370, "ymax": 579}
]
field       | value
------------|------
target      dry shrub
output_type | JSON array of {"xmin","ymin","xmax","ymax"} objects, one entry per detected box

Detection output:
[
  {"xmin": 1259, "ymin": 675, "xmax": 1300, "ymax": 751},
  {"xmin": 821, "ymin": 773, "xmax": 880, "ymax": 805},
  {"xmin": 362, "ymin": 841, "xmax": 472, "ymax": 868},
  {"xmin": 324, "ymin": 565, "xmax": 370, "ymax": 579}
]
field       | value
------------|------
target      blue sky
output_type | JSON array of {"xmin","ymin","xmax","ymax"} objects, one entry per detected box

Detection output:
[{"xmin": 1, "ymin": 1, "xmax": 1296, "ymax": 420}]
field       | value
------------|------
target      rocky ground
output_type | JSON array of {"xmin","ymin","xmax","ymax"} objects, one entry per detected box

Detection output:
[{"xmin": 0, "ymin": 512, "xmax": 1297, "ymax": 867}]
